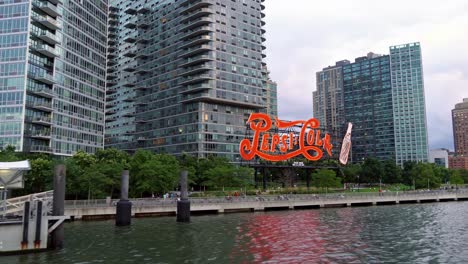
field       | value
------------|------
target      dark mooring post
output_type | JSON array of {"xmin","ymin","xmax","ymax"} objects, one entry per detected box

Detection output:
[
  {"xmin": 116, "ymin": 170, "xmax": 131, "ymax": 226},
  {"xmin": 51, "ymin": 164, "xmax": 66, "ymax": 249},
  {"xmin": 177, "ymin": 170, "xmax": 190, "ymax": 222}
]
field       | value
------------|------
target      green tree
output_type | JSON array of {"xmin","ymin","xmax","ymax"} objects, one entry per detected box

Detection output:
[
  {"xmin": 361, "ymin": 158, "xmax": 383, "ymax": 183},
  {"xmin": 382, "ymin": 160, "xmax": 402, "ymax": 184},
  {"xmin": 311, "ymin": 169, "xmax": 341, "ymax": 191},
  {"xmin": 458, "ymin": 169, "xmax": 468, "ymax": 184},
  {"xmin": 343, "ymin": 163, "xmax": 361, "ymax": 183},
  {"xmin": 449, "ymin": 170, "xmax": 464, "ymax": 186},
  {"xmin": 130, "ymin": 151, "xmax": 179, "ymax": 197},
  {"xmin": 411, "ymin": 163, "xmax": 440, "ymax": 189},
  {"xmin": 402, "ymin": 161, "xmax": 417, "ymax": 187},
  {"xmin": 204, "ymin": 165, "xmax": 236, "ymax": 191},
  {"xmin": 0, "ymin": 145, "xmax": 19, "ymax": 162},
  {"xmin": 24, "ymin": 157, "xmax": 53, "ymax": 193}
]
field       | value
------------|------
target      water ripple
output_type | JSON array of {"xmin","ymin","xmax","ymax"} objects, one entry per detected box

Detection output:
[{"xmin": 1, "ymin": 202, "xmax": 468, "ymax": 264}]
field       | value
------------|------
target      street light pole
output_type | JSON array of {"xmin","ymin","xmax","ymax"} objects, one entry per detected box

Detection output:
[{"xmin": 357, "ymin": 175, "xmax": 360, "ymax": 192}]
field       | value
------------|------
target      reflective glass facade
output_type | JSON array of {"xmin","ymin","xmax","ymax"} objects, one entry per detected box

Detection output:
[
  {"xmin": 343, "ymin": 54, "xmax": 395, "ymax": 162},
  {"xmin": 0, "ymin": 0, "xmax": 29, "ymax": 150},
  {"xmin": 0, "ymin": 0, "xmax": 107, "ymax": 155},
  {"xmin": 106, "ymin": 0, "xmax": 271, "ymax": 161},
  {"xmin": 390, "ymin": 42, "xmax": 428, "ymax": 165}
]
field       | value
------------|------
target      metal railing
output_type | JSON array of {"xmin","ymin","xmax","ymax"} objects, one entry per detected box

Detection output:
[
  {"xmin": 1, "ymin": 190, "xmax": 53, "ymax": 216},
  {"xmin": 63, "ymin": 189, "xmax": 468, "ymax": 209}
]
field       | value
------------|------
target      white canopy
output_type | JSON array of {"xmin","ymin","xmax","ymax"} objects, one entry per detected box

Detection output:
[{"xmin": 0, "ymin": 160, "xmax": 30, "ymax": 189}]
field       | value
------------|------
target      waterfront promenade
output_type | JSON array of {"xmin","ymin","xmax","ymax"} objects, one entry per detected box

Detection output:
[{"xmin": 64, "ymin": 190, "xmax": 468, "ymax": 220}]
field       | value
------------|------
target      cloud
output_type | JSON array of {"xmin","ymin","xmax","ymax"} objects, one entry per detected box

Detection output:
[{"xmin": 264, "ymin": 0, "xmax": 468, "ymax": 151}]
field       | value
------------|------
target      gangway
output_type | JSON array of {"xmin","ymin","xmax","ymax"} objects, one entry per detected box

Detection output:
[{"xmin": 2, "ymin": 190, "xmax": 53, "ymax": 216}]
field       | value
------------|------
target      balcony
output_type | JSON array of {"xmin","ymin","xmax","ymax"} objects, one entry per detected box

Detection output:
[
  {"xmin": 180, "ymin": 26, "xmax": 213, "ymax": 40},
  {"xmin": 179, "ymin": 44, "xmax": 213, "ymax": 58},
  {"xmin": 135, "ymin": 68, "xmax": 150, "ymax": 74},
  {"xmin": 37, "ymin": 30, "xmax": 60, "ymax": 45},
  {"xmin": 27, "ymin": 101, "xmax": 54, "ymax": 112},
  {"xmin": 123, "ymin": 50, "xmax": 137, "ymax": 57},
  {"xmin": 137, "ymin": 136, "xmax": 147, "ymax": 141},
  {"xmin": 108, "ymin": 25, "xmax": 118, "ymax": 32},
  {"xmin": 108, "ymin": 38, "xmax": 117, "ymax": 45},
  {"xmin": 137, "ymin": 19, "xmax": 150, "ymax": 29},
  {"xmin": 137, "ymin": 36, "xmax": 150, "ymax": 44},
  {"xmin": 107, "ymin": 73, "xmax": 117, "ymax": 80},
  {"xmin": 109, "ymin": 17, "xmax": 118, "ymax": 24},
  {"xmin": 179, "ymin": 54, "xmax": 214, "ymax": 67},
  {"xmin": 108, "ymin": 31, "xmax": 117, "ymax": 38},
  {"xmin": 33, "ymin": 44, "xmax": 59, "ymax": 58},
  {"xmin": 106, "ymin": 116, "xmax": 117, "ymax": 122},
  {"xmin": 123, "ymin": 112, "xmax": 135, "ymax": 118},
  {"xmin": 179, "ymin": 63, "xmax": 213, "ymax": 77},
  {"xmin": 122, "ymin": 78, "xmax": 137, "ymax": 87},
  {"xmin": 30, "ymin": 116, "xmax": 52, "ymax": 126},
  {"xmin": 125, "ymin": 7, "xmax": 137, "ymax": 14},
  {"xmin": 181, "ymin": 94, "xmax": 265, "ymax": 109},
  {"xmin": 106, "ymin": 88, "xmax": 117, "ymax": 95},
  {"xmin": 179, "ymin": 73, "xmax": 215, "ymax": 85},
  {"xmin": 180, "ymin": 34, "xmax": 212, "ymax": 49},
  {"xmin": 107, "ymin": 80, "xmax": 117, "ymax": 86},
  {"xmin": 135, "ymin": 52, "xmax": 150, "ymax": 59},
  {"xmin": 124, "ymin": 35, "xmax": 137, "ymax": 43},
  {"xmin": 30, "ymin": 130, "xmax": 51, "ymax": 140},
  {"xmin": 180, "ymin": 17, "xmax": 213, "ymax": 31},
  {"xmin": 30, "ymin": 145, "xmax": 52, "ymax": 153},
  {"xmin": 28, "ymin": 71, "xmax": 56, "ymax": 85},
  {"xmin": 109, "ymin": 6, "xmax": 119, "ymax": 12},
  {"xmin": 123, "ymin": 64, "xmax": 137, "ymax": 72},
  {"xmin": 35, "ymin": 1, "xmax": 60, "ymax": 18},
  {"xmin": 180, "ymin": 0, "xmax": 214, "ymax": 14},
  {"xmin": 124, "ymin": 21, "xmax": 137, "ymax": 29},
  {"xmin": 27, "ymin": 86, "xmax": 55, "ymax": 98},
  {"xmin": 123, "ymin": 97, "xmax": 135, "ymax": 102},
  {"xmin": 106, "ymin": 108, "xmax": 117, "ymax": 114},
  {"xmin": 180, "ymin": 81, "xmax": 213, "ymax": 94},
  {"xmin": 135, "ymin": 85, "xmax": 149, "ymax": 91},
  {"xmin": 32, "ymin": 14, "xmax": 61, "ymax": 30},
  {"xmin": 180, "ymin": 8, "xmax": 214, "ymax": 23},
  {"xmin": 137, "ymin": 6, "xmax": 150, "ymax": 14}
]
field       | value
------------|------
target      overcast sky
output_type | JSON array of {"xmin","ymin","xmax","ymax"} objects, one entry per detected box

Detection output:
[{"xmin": 264, "ymin": 0, "xmax": 468, "ymax": 151}]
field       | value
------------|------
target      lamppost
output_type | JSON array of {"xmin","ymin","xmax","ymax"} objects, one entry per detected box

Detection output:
[{"xmin": 357, "ymin": 175, "xmax": 360, "ymax": 192}]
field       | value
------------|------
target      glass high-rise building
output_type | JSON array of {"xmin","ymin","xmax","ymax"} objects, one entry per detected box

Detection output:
[
  {"xmin": 0, "ymin": 0, "xmax": 107, "ymax": 155},
  {"xmin": 390, "ymin": 42, "xmax": 428, "ymax": 165},
  {"xmin": 106, "ymin": 0, "xmax": 272, "ymax": 161},
  {"xmin": 314, "ymin": 43, "xmax": 429, "ymax": 165},
  {"xmin": 343, "ymin": 53, "xmax": 395, "ymax": 162}
]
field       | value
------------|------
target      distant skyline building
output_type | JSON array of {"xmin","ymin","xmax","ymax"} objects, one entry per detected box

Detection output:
[
  {"xmin": 313, "ymin": 42, "xmax": 429, "ymax": 165},
  {"xmin": 313, "ymin": 60, "xmax": 349, "ymax": 157},
  {"xmin": 0, "ymin": 0, "xmax": 107, "ymax": 155},
  {"xmin": 429, "ymin": 148, "xmax": 449, "ymax": 168},
  {"xmin": 105, "ymin": 0, "xmax": 273, "ymax": 161},
  {"xmin": 452, "ymin": 98, "xmax": 468, "ymax": 156}
]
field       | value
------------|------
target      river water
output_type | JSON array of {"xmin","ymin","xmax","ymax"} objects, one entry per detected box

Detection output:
[{"xmin": 2, "ymin": 201, "xmax": 468, "ymax": 263}]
